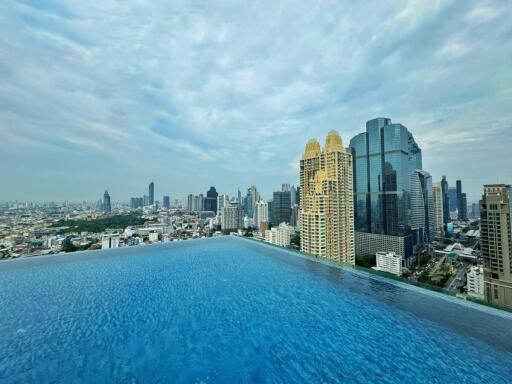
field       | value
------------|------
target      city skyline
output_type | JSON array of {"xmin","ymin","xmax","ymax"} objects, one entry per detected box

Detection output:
[{"xmin": 1, "ymin": 1, "xmax": 512, "ymax": 202}]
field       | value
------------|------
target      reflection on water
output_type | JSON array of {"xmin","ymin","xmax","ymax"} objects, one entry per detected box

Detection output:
[{"xmin": 237, "ymin": 237, "xmax": 512, "ymax": 352}]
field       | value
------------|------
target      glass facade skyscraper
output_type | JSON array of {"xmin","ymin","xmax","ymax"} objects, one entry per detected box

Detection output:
[
  {"xmin": 205, "ymin": 186, "xmax": 218, "ymax": 213},
  {"xmin": 103, "ymin": 190, "xmax": 111, "ymax": 213},
  {"xmin": 349, "ymin": 118, "xmax": 429, "ymax": 261},
  {"xmin": 272, "ymin": 191, "xmax": 291, "ymax": 225},
  {"xmin": 149, "ymin": 182, "xmax": 154, "ymax": 205}
]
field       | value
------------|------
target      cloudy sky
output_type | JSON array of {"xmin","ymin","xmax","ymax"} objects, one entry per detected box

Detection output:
[{"xmin": 1, "ymin": 0, "xmax": 511, "ymax": 203}]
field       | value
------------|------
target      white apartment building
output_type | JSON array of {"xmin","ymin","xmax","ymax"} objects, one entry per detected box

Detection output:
[
  {"xmin": 254, "ymin": 201, "xmax": 269, "ymax": 229},
  {"xmin": 375, "ymin": 251, "xmax": 403, "ymax": 276},
  {"xmin": 221, "ymin": 203, "xmax": 242, "ymax": 230},
  {"xmin": 467, "ymin": 266, "xmax": 485, "ymax": 299},
  {"xmin": 148, "ymin": 232, "xmax": 159, "ymax": 242},
  {"xmin": 101, "ymin": 234, "xmax": 120, "ymax": 249},
  {"xmin": 265, "ymin": 223, "xmax": 294, "ymax": 247}
]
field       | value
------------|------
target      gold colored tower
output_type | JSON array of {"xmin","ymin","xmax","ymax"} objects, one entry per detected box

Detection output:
[{"xmin": 300, "ymin": 131, "xmax": 355, "ymax": 264}]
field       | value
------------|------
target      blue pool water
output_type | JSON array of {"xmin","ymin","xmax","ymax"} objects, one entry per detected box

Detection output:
[{"xmin": 1, "ymin": 237, "xmax": 511, "ymax": 383}]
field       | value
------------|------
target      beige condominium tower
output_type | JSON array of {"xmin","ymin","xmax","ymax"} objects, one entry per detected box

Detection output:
[
  {"xmin": 480, "ymin": 184, "xmax": 512, "ymax": 309},
  {"xmin": 300, "ymin": 131, "xmax": 355, "ymax": 264}
]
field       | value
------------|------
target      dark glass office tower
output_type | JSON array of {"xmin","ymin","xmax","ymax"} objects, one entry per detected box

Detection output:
[
  {"xmin": 272, "ymin": 191, "xmax": 291, "ymax": 225},
  {"xmin": 349, "ymin": 118, "xmax": 428, "ymax": 261},
  {"xmin": 205, "ymin": 186, "xmax": 218, "ymax": 213},
  {"xmin": 163, "ymin": 195, "xmax": 170, "ymax": 209},
  {"xmin": 103, "ymin": 190, "xmax": 111, "ymax": 213},
  {"xmin": 149, "ymin": 182, "xmax": 154, "ymax": 205},
  {"xmin": 441, "ymin": 176, "xmax": 450, "ymax": 224},
  {"xmin": 456, "ymin": 180, "xmax": 467, "ymax": 221}
]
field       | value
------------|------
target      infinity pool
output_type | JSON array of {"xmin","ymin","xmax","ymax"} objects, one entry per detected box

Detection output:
[{"xmin": 1, "ymin": 236, "xmax": 511, "ymax": 383}]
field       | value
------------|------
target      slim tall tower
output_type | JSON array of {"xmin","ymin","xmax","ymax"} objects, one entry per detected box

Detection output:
[
  {"xmin": 149, "ymin": 182, "xmax": 154, "ymax": 205},
  {"xmin": 480, "ymin": 184, "xmax": 512, "ymax": 309},
  {"xmin": 432, "ymin": 182, "xmax": 444, "ymax": 237},
  {"xmin": 300, "ymin": 131, "xmax": 355, "ymax": 264},
  {"xmin": 441, "ymin": 176, "xmax": 450, "ymax": 223}
]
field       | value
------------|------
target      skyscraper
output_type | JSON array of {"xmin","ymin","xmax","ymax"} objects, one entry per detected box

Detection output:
[
  {"xmin": 448, "ymin": 187, "xmax": 457, "ymax": 213},
  {"xmin": 432, "ymin": 182, "xmax": 444, "ymax": 237},
  {"xmin": 461, "ymin": 193, "xmax": 468, "ymax": 221},
  {"xmin": 441, "ymin": 176, "xmax": 450, "ymax": 224},
  {"xmin": 480, "ymin": 185, "xmax": 512, "ymax": 309},
  {"xmin": 300, "ymin": 131, "xmax": 355, "ymax": 264},
  {"xmin": 163, "ymin": 195, "xmax": 170, "ymax": 209},
  {"xmin": 349, "ymin": 118, "xmax": 427, "ymax": 263},
  {"xmin": 103, "ymin": 190, "xmax": 111, "ymax": 213},
  {"xmin": 455, "ymin": 180, "xmax": 468, "ymax": 221},
  {"xmin": 272, "ymin": 191, "xmax": 291, "ymax": 225},
  {"xmin": 456, "ymin": 180, "xmax": 462, "ymax": 217},
  {"xmin": 410, "ymin": 170, "xmax": 434, "ymax": 243},
  {"xmin": 205, "ymin": 186, "xmax": 218, "ymax": 213},
  {"xmin": 149, "ymin": 182, "xmax": 154, "ymax": 205},
  {"xmin": 187, "ymin": 194, "xmax": 193, "ymax": 213},
  {"xmin": 245, "ymin": 185, "xmax": 258, "ymax": 218}
]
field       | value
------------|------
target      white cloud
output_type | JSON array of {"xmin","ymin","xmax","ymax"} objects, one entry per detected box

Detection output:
[{"xmin": 0, "ymin": 0, "xmax": 511, "ymax": 202}]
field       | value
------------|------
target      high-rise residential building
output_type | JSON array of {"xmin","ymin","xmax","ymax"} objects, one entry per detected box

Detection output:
[
  {"xmin": 217, "ymin": 194, "xmax": 229, "ymax": 214},
  {"xmin": 192, "ymin": 194, "xmax": 204, "ymax": 213},
  {"xmin": 149, "ymin": 182, "xmax": 154, "ymax": 205},
  {"xmin": 143, "ymin": 195, "xmax": 149, "ymax": 206},
  {"xmin": 163, "ymin": 195, "xmax": 170, "ymax": 209},
  {"xmin": 349, "ymin": 118, "xmax": 427, "ymax": 264},
  {"xmin": 300, "ymin": 131, "xmax": 355, "ymax": 264},
  {"xmin": 432, "ymin": 182, "xmax": 444, "ymax": 237},
  {"xmin": 103, "ymin": 190, "xmax": 111, "ymax": 213},
  {"xmin": 221, "ymin": 202, "xmax": 242, "ymax": 230},
  {"xmin": 130, "ymin": 197, "xmax": 144, "ymax": 209},
  {"xmin": 480, "ymin": 184, "xmax": 512, "ymax": 309},
  {"xmin": 441, "ymin": 176, "xmax": 450, "ymax": 224},
  {"xmin": 237, "ymin": 189, "xmax": 242, "ymax": 204},
  {"xmin": 254, "ymin": 200, "xmax": 269, "ymax": 229},
  {"xmin": 187, "ymin": 194, "xmax": 194, "ymax": 213},
  {"xmin": 205, "ymin": 186, "xmax": 218, "ymax": 213},
  {"xmin": 272, "ymin": 191, "xmax": 291, "ymax": 225},
  {"xmin": 295, "ymin": 186, "xmax": 300, "ymax": 206}
]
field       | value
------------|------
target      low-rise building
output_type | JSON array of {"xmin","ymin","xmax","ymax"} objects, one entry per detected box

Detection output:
[
  {"xmin": 265, "ymin": 223, "xmax": 294, "ymax": 247},
  {"xmin": 467, "ymin": 266, "xmax": 485, "ymax": 300},
  {"xmin": 101, "ymin": 234, "xmax": 120, "ymax": 249},
  {"xmin": 375, "ymin": 251, "xmax": 402, "ymax": 276}
]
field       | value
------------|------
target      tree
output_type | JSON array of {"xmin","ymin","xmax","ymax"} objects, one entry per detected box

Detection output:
[{"xmin": 62, "ymin": 237, "xmax": 77, "ymax": 253}]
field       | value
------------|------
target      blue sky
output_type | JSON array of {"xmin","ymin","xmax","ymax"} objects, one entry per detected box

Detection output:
[{"xmin": 1, "ymin": 0, "xmax": 511, "ymax": 203}]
